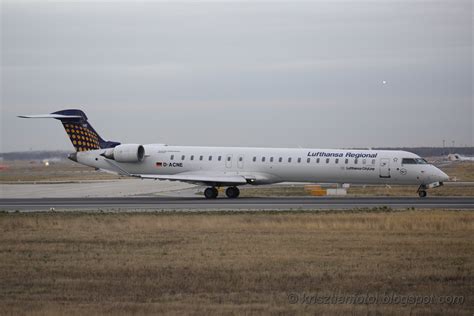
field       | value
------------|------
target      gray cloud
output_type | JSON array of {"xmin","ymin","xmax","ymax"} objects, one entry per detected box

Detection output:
[{"xmin": 1, "ymin": 1, "xmax": 472, "ymax": 151}]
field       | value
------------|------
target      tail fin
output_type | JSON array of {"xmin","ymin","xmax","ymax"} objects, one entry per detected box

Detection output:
[{"xmin": 19, "ymin": 109, "xmax": 120, "ymax": 152}]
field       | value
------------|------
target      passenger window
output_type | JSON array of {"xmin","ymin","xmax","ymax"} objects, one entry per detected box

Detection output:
[
  {"xmin": 279, "ymin": 157, "xmax": 283, "ymax": 163},
  {"xmin": 297, "ymin": 158, "xmax": 301, "ymax": 163},
  {"xmin": 345, "ymin": 159, "xmax": 349, "ymax": 164},
  {"xmin": 227, "ymin": 156, "xmax": 231, "ymax": 161},
  {"xmin": 170, "ymin": 155, "xmax": 174, "ymax": 160},
  {"xmin": 218, "ymin": 156, "xmax": 222, "ymax": 161},
  {"xmin": 253, "ymin": 156, "xmax": 256, "ymax": 162},
  {"xmin": 335, "ymin": 158, "xmax": 339, "ymax": 164},
  {"xmin": 199, "ymin": 155, "xmax": 203, "ymax": 161},
  {"xmin": 181, "ymin": 155, "xmax": 185, "ymax": 160},
  {"xmin": 270, "ymin": 157, "xmax": 274, "ymax": 162},
  {"xmin": 190, "ymin": 155, "xmax": 194, "ymax": 161},
  {"xmin": 316, "ymin": 158, "xmax": 320, "ymax": 163},
  {"xmin": 372, "ymin": 159, "xmax": 375, "ymax": 164},
  {"xmin": 326, "ymin": 158, "xmax": 330, "ymax": 163},
  {"xmin": 209, "ymin": 156, "xmax": 212, "ymax": 161},
  {"xmin": 354, "ymin": 159, "xmax": 358, "ymax": 164},
  {"xmin": 362, "ymin": 159, "xmax": 366, "ymax": 165},
  {"xmin": 307, "ymin": 158, "xmax": 310, "ymax": 163},
  {"xmin": 262, "ymin": 157, "xmax": 266, "ymax": 162},
  {"xmin": 288, "ymin": 158, "xmax": 292, "ymax": 163},
  {"xmin": 239, "ymin": 157, "xmax": 243, "ymax": 162}
]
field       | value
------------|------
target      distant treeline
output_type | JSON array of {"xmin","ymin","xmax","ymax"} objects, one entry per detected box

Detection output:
[{"xmin": 1, "ymin": 147, "xmax": 472, "ymax": 161}]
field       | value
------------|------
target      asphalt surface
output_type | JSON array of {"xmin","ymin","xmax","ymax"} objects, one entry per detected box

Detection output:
[{"xmin": 0, "ymin": 197, "xmax": 472, "ymax": 211}]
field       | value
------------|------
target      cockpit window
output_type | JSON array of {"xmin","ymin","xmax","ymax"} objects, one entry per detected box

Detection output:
[
  {"xmin": 402, "ymin": 158, "xmax": 428, "ymax": 165},
  {"xmin": 415, "ymin": 158, "xmax": 428, "ymax": 164}
]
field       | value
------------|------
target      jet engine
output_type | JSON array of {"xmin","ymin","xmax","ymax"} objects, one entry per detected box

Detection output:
[{"xmin": 102, "ymin": 144, "xmax": 145, "ymax": 162}]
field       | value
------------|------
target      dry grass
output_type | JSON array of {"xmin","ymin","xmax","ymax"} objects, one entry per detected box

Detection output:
[
  {"xmin": 439, "ymin": 162, "xmax": 474, "ymax": 182},
  {"xmin": 0, "ymin": 160, "xmax": 121, "ymax": 182},
  {"xmin": 0, "ymin": 211, "xmax": 472, "ymax": 315}
]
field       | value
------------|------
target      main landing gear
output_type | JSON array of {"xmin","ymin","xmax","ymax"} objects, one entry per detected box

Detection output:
[
  {"xmin": 204, "ymin": 187, "xmax": 218, "ymax": 199},
  {"xmin": 203, "ymin": 186, "xmax": 240, "ymax": 199},
  {"xmin": 225, "ymin": 186, "xmax": 240, "ymax": 199}
]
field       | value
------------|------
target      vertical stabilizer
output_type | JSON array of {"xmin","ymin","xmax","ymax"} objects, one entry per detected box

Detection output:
[{"xmin": 18, "ymin": 109, "xmax": 120, "ymax": 152}]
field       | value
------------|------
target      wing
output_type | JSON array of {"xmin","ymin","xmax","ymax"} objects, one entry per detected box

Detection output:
[{"xmin": 132, "ymin": 173, "xmax": 249, "ymax": 186}]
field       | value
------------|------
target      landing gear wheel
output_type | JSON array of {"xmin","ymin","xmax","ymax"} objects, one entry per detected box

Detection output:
[
  {"xmin": 418, "ymin": 190, "xmax": 427, "ymax": 198},
  {"xmin": 225, "ymin": 186, "xmax": 240, "ymax": 199},
  {"xmin": 204, "ymin": 187, "xmax": 218, "ymax": 199}
]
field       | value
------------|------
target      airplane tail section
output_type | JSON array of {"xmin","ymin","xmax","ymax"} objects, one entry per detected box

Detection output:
[{"xmin": 18, "ymin": 109, "xmax": 120, "ymax": 152}]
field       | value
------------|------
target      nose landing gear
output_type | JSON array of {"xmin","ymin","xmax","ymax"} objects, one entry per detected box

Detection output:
[
  {"xmin": 418, "ymin": 190, "xmax": 427, "ymax": 198},
  {"xmin": 417, "ymin": 182, "xmax": 444, "ymax": 198},
  {"xmin": 417, "ymin": 184, "xmax": 428, "ymax": 198}
]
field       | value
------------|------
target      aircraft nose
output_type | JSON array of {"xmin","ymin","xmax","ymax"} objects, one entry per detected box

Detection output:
[{"xmin": 436, "ymin": 169, "xmax": 449, "ymax": 182}]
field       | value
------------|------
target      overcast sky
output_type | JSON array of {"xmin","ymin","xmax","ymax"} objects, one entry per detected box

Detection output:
[{"xmin": 1, "ymin": 0, "xmax": 472, "ymax": 152}]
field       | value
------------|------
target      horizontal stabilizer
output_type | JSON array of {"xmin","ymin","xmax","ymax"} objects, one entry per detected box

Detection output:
[
  {"xmin": 18, "ymin": 114, "xmax": 83, "ymax": 119},
  {"xmin": 18, "ymin": 109, "xmax": 120, "ymax": 151}
]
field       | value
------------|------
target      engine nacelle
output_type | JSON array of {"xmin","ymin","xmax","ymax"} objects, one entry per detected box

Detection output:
[{"xmin": 102, "ymin": 144, "xmax": 145, "ymax": 163}]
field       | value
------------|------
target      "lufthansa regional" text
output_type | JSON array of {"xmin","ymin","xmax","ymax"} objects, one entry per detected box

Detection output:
[{"xmin": 307, "ymin": 152, "xmax": 378, "ymax": 159}]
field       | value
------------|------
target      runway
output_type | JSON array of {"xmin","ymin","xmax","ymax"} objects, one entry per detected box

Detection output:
[{"xmin": 1, "ymin": 197, "xmax": 473, "ymax": 211}]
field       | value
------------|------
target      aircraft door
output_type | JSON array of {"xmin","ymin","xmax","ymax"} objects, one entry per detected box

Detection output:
[
  {"xmin": 226, "ymin": 154, "xmax": 232, "ymax": 168},
  {"xmin": 237, "ymin": 155, "xmax": 244, "ymax": 169},
  {"xmin": 379, "ymin": 158, "xmax": 391, "ymax": 178}
]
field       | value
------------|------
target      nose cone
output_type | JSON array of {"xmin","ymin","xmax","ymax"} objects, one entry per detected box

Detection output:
[{"xmin": 436, "ymin": 169, "xmax": 449, "ymax": 182}]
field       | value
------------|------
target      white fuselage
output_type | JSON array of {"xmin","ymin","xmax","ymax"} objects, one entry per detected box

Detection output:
[{"xmin": 76, "ymin": 145, "xmax": 449, "ymax": 186}]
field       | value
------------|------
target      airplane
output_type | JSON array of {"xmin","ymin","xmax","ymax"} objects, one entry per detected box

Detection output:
[
  {"xmin": 19, "ymin": 109, "xmax": 449, "ymax": 198},
  {"xmin": 447, "ymin": 153, "xmax": 474, "ymax": 162}
]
